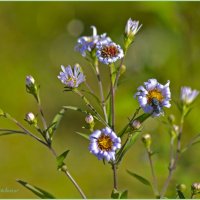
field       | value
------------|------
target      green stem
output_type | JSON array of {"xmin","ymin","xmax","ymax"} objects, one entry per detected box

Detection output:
[
  {"xmin": 109, "ymin": 64, "xmax": 115, "ymax": 130},
  {"xmin": 73, "ymin": 89, "xmax": 108, "ymax": 127},
  {"xmin": 48, "ymin": 145, "xmax": 87, "ymax": 199},
  {"xmin": 160, "ymin": 112, "xmax": 185, "ymax": 198},
  {"xmin": 112, "ymin": 163, "xmax": 118, "ymax": 190},
  {"xmin": 147, "ymin": 150, "xmax": 160, "ymax": 198},
  {"xmin": 114, "ymin": 58, "xmax": 124, "ymax": 91},
  {"xmin": 93, "ymin": 59, "xmax": 108, "ymax": 123}
]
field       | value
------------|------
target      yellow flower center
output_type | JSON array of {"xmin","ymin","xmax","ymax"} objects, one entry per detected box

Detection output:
[
  {"xmin": 97, "ymin": 134, "xmax": 113, "ymax": 151},
  {"xmin": 66, "ymin": 76, "xmax": 77, "ymax": 86},
  {"xmin": 147, "ymin": 89, "xmax": 163, "ymax": 103}
]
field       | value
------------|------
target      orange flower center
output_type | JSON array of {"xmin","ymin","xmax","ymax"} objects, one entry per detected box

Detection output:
[
  {"xmin": 147, "ymin": 89, "xmax": 163, "ymax": 104},
  {"xmin": 101, "ymin": 45, "xmax": 119, "ymax": 58},
  {"xmin": 97, "ymin": 134, "xmax": 113, "ymax": 151}
]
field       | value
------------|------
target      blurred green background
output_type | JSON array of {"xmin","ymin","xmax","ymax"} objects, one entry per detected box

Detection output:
[{"xmin": 0, "ymin": 1, "xmax": 200, "ymax": 198}]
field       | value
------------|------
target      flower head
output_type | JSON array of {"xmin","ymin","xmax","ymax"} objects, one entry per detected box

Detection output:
[
  {"xmin": 75, "ymin": 26, "xmax": 111, "ymax": 57},
  {"xmin": 25, "ymin": 112, "xmax": 37, "ymax": 125},
  {"xmin": 26, "ymin": 75, "xmax": 35, "ymax": 87},
  {"xmin": 58, "ymin": 64, "xmax": 85, "ymax": 88},
  {"xmin": 180, "ymin": 86, "xmax": 199, "ymax": 105},
  {"xmin": 135, "ymin": 79, "xmax": 171, "ymax": 117},
  {"xmin": 96, "ymin": 41, "xmax": 124, "ymax": 65},
  {"xmin": 125, "ymin": 18, "xmax": 142, "ymax": 37},
  {"xmin": 89, "ymin": 127, "xmax": 121, "ymax": 161}
]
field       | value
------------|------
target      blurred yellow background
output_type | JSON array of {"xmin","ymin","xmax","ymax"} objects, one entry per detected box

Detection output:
[{"xmin": 0, "ymin": 2, "xmax": 200, "ymax": 198}]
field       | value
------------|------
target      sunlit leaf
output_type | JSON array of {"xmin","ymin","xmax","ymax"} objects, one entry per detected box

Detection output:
[
  {"xmin": 48, "ymin": 108, "xmax": 65, "ymax": 140},
  {"xmin": 75, "ymin": 132, "xmax": 89, "ymax": 140},
  {"xmin": 127, "ymin": 170, "xmax": 151, "ymax": 186},
  {"xmin": 17, "ymin": 179, "xmax": 55, "ymax": 199},
  {"xmin": 56, "ymin": 150, "xmax": 70, "ymax": 170},
  {"xmin": 116, "ymin": 131, "xmax": 141, "ymax": 164}
]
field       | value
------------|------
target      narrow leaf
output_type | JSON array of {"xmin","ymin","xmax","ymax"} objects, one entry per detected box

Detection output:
[
  {"xmin": 48, "ymin": 108, "xmax": 65, "ymax": 140},
  {"xmin": 127, "ymin": 170, "xmax": 151, "ymax": 186},
  {"xmin": 17, "ymin": 179, "xmax": 55, "ymax": 199},
  {"xmin": 56, "ymin": 150, "xmax": 70, "ymax": 170},
  {"xmin": 75, "ymin": 132, "xmax": 89, "ymax": 140},
  {"xmin": 116, "ymin": 131, "xmax": 141, "ymax": 164},
  {"xmin": 0, "ymin": 129, "xmax": 25, "ymax": 136}
]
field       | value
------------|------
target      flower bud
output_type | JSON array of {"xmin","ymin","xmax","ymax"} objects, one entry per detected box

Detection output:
[
  {"xmin": 26, "ymin": 75, "xmax": 35, "ymax": 88},
  {"xmin": 142, "ymin": 134, "xmax": 152, "ymax": 151},
  {"xmin": 85, "ymin": 114, "xmax": 94, "ymax": 124},
  {"xmin": 25, "ymin": 112, "xmax": 37, "ymax": 125},
  {"xmin": 120, "ymin": 65, "xmax": 126, "ymax": 76},
  {"xmin": 191, "ymin": 183, "xmax": 200, "ymax": 195},
  {"xmin": 176, "ymin": 184, "xmax": 187, "ymax": 192},
  {"xmin": 168, "ymin": 114, "xmax": 175, "ymax": 124},
  {"xmin": 131, "ymin": 120, "xmax": 141, "ymax": 130}
]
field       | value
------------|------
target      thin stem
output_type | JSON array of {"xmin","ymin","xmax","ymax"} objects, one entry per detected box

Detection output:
[
  {"xmin": 73, "ymin": 89, "xmax": 108, "ymax": 127},
  {"xmin": 48, "ymin": 145, "xmax": 86, "ymax": 199},
  {"xmin": 7, "ymin": 115, "xmax": 47, "ymax": 146},
  {"xmin": 147, "ymin": 150, "xmax": 160, "ymax": 198},
  {"xmin": 112, "ymin": 163, "xmax": 118, "ymax": 190},
  {"xmin": 160, "ymin": 113, "xmax": 185, "ymax": 198},
  {"xmin": 93, "ymin": 60, "xmax": 108, "ymax": 123},
  {"xmin": 109, "ymin": 65, "xmax": 115, "ymax": 131},
  {"xmin": 37, "ymin": 96, "xmax": 50, "ymax": 142},
  {"xmin": 64, "ymin": 170, "xmax": 86, "ymax": 199},
  {"xmin": 114, "ymin": 58, "xmax": 124, "ymax": 91}
]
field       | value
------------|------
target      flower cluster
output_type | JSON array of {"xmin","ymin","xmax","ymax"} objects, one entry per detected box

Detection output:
[
  {"xmin": 58, "ymin": 64, "xmax": 85, "ymax": 88},
  {"xmin": 89, "ymin": 127, "xmax": 121, "ymax": 161},
  {"xmin": 135, "ymin": 79, "xmax": 171, "ymax": 116},
  {"xmin": 75, "ymin": 26, "xmax": 111, "ymax": 57}
]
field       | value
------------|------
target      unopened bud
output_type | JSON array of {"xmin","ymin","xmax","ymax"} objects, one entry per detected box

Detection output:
[
  {"xmin": 25, "ymin": 112, "xmax": 37, "ymax": 125},
  {"xmin": 168, "ymin": 114, "xmax": 175, "ymax": 124},
  {"xmin": 26, "ymin": 75, "xmax": 35, "ymax": 87},
  {"xmin": 191, "ymin": 183, "xmax": 200, "ymax": 195},
  {"xmin": 61, "ymin": 164, "xmax": 67, "ymax": 172},
  {"xmin": 176, "ymin": 184, "xmax": 187, "ymax": 192},
  {"xmin": 131, "ymin": 120, "xmax": 141, "ymax": 130},
  {"xmin": 85, "ymin": 114, "xmax": 94, "ymax": 124},
  {"xmin": 120, "ymin": 65, "xmax": 126, "ymax": 76},
  {"xmin": 142, "ymin": 134, "xmax": 152, "ymax": 151}
]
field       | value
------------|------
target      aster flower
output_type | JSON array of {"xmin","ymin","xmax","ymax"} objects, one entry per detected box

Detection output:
[
  {"xmin": 75, "ymin": 26, "xmax": 111, "ymax": 57},
  {"xmin": 58, "ymin": 64, "xmax": 85, "ymax": 88},
  {"xmin": 135, "ymin": 79, "xmax": 171, "ymax": 117},
  {"xmin": 96, "ymin": 41, "xmax": 124, "ymax": 65},
  {"xmin": 125, "ymin": 18, "xmax": 142, "ymax": 37},
  {"xmin": 89, "ymin": 127, "xmax": 121, "ymax": 162},
  {"xmin": 180, "ymin": 86, "xmax": 199, "ymax": 105}
]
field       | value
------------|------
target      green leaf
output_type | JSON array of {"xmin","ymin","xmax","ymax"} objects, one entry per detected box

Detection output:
[
  {"xmin": 81, "ymin": 89, "xmax": 101, "ymax": 104},
  {"xmin": 48, "ymin": 108, "xmax": 65, "ymax": 140},
  {"xmin": 116, "ymin": 131, "xmax": 141, "ymax": 164},
  {"xmin": 177, "ymin": 190, "xmax": 185, "ymax": 199},
  {"xmin": 0, "ymin": 129, "xmax": 25, "ymax": 136},
  {"xmin": 56, "ymin": 150, "xmax": 70, "ymax": 170},
  {"xmin": 75, "ymin": 132, "xmax": 89, "ymax": 140},
  {"xmin": 126, "ymin": 170, "xmax": 151, "ymax": 186},
  {"xmin": 111, "ymin": 189, "xmax": 128, "ymax": 199},
  {"xmin": 17, "ymin": 179, "xmax": 55, "ymax": 199}
]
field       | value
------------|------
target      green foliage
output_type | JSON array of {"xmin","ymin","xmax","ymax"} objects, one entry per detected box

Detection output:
[
  {"xmin": 56, "ymin": 150, "xmax": 70, "ymax": 170},
  {"xmin": 48, "ymin": 108, "xmax": 66, "ymax": 140},
  {"xmin": 17, "ymin": 179, "xmax": 56, "ymax": 199},
  {"xmin": 126, "ymin": 170, "xmax": 151, "ymax": 186}
]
